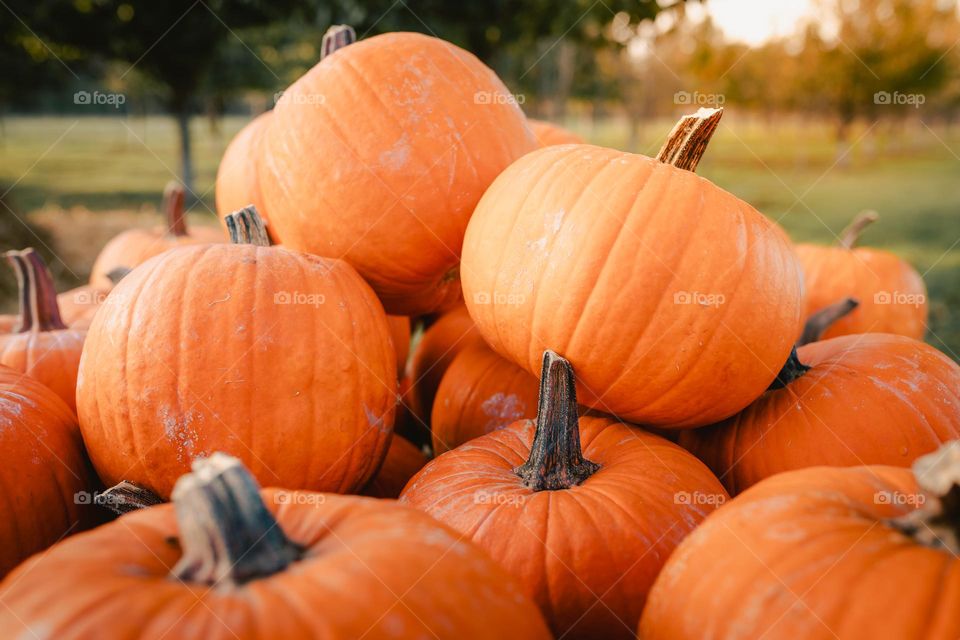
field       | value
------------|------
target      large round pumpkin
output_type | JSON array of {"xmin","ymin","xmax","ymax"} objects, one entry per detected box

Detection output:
[
  {"xmin": 77, "ymin": 207, "xmax": 397, "ymax": 498},
  {"xmin": 257, "ymin": 31, "xmax": 538, "ymax": 315},
  {"xmin": 680, "ymin": 333, "xmax": 960, "ymax": 494},
  {"xmin": 0, "ymin": 453, "xmax": 551, "ymax": 639},
  {"xmin": 0, "ymin": 364, "xmax": 97, "ymax": 576},
  {"xmin": 401, "ymin": 351, "xmax": 727, "ymax": 639},
  {"xmin": 461, "ymin": 108, "xmax": 803, "ymax": 427},
  {"xmin": 640, "ymin": 443, "xmax": 960, "ymax": 639},
  {"xmin": 1, "ymin": 249, "xmax": 86, "ymax": 411},
  {"xmin": 528, "ymin": 118, "xmax": 585, "ymax": 146},
  {"xmin": 215, "ymin": 111, "xmax": 275, "ymax": 240},
  {"xmin": 796, "ymin": 211, "xmax": 927, "ymax": 340}
]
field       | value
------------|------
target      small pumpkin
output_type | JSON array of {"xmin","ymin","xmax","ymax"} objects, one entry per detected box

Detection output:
[
  {"xmin": 0, "ymin": 364, "xmax": 97, "ymax": 576},
  {"xmin": 528, "ymin": 118, "xmax": 585, "ymax": 146},
  {"xmin": 461, "ymin": 108, "xmax": 803, "ymax": 427},
  {"xmin": 257, "ymin": 28, "xmax": 538, "ymax": 315},
  {"xmin": 401, "ymin": 351, "xmax": 727, "ymax": 639},
  {"xmin": 89, "ymin": 182, "xmax": 223, "ymax": 289},
  {"xmin": 362, "ymin": 435, "xmax": 427, "ymax": 498},
  {"xmin": 431, "ymin": 341, "xmax": 539, "ymax": 455},
  {"xmin": 640, "ymin": 442, "xmax": 960, "ymax": 639},
  {"xmin": 77, "ymin": 207, "xmax": 397, "ymax": 498},
  {"xmin": 0, "ymin": 249, "xmax": 86, "ymax": 411},
  {"xmin": 57, "ymin": 267, "xmax": 130, "ymax": 329},
  {"xmin": 215, "ymin": 111, "xmax": 275, "ymax": 241},
  {"xmin": 0, "ymin": 453, "xmax": 552, "ymax": 639},
  {"xmin": 796, "ymin": 210, "xmax": 927, "ymax": 339}
]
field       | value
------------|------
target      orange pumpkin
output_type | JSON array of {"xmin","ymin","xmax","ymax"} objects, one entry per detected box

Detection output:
[
  {"xmin": 0, "ymin": 453, "xmax": 552, "ymax": 639},
  {"xmin": 77, "ymin": 207, "xmax": 397, "ymax": 499},
  {"xmin": 215, "ymin": 111, "xmax": 275, "ymax": 241},
  {"xmin": 257, "ymin": 31, "xmax": 538, "ymax": 315},
  {"xmin": 461, "ymin": 108, "xmax": 803, "ymax": 427},
  {"xmin": 401, "ymin": 351, "xmax": 727, "ymax": 639},
  {"xmin": 528, "ymin": 118, "xmax": 585, "ymax": 146},
  {"xmin": 89, "ymin": 182, "xmax": 223, "ymax": 288},
  {"xmin": 0, "ymin": 365, "xmax": 96, "ymax": 576},
  {"xmin": 640, "ymin": 443, "xmax": 960, "ymax": 639},
  {"xmin": 362, "ymin": 435, "xmax": 427, "ymax": 498},
  {"xmin": 57, "ymin": 267, "xmax": 129, "ymax": 330},
  {"xmin": 431, "ymin": 341, "xmax": 539, "ymax": 454},
  {"xmin": 680, "ymin": 332, "xmax": 960, "ymax": 494},
  {"xmin": 1, "ymin": 249, "xmax": 86, "ymax": 411},
  {"xmin": 387, "ymin": 315, "xmax": 411, "ymax": 376},
  {"xmin": 797, "ymin": 210, "xmax": 927, "ymax": 340}
]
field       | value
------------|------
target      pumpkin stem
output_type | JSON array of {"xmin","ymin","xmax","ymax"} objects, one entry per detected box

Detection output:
[
  {"xmin": 838, "ymin": 210, "xmax": 879, "ymax": 249},
  {"xmin": 321, "ymin": 25, "xmax": 357, "ymax": 59},
  {"xmin": 798, "ymin": 297, "xmax": 859, "ymax": 346},
  {"xmin": 164, "ymin": 181, "xmax": 188, "ymax": 237},
  {"xmin": 656, "ymin": 107, "xmax": 723, "ymax": 172},
  {"xmin": 105, "ymin": 266, "xmax": 132, "ymax": 285},
  {"xmin": 514, "ymin": 351, "xmax": 599, "ymax": 491},
  {"xmin": 768, "ymin": 346, "xmax": 810, "ymax": 390},
  {"xmin": 888, "ymin": 441, "xmax": 960, "ymax": 555},
  {"xmin": 170, "ymin": 453, "xmax": 302, "ymax": 586},
  {"xmin": 225, "ymin": 206, "xmax": 271, "ymax": 247},
  {"xmin": 4, "ymin": 248, "xmax": 67, "ymax": 333},
  {"xmin": 96, "ymin": 481, "xmax": 163, "ymax": 515}
]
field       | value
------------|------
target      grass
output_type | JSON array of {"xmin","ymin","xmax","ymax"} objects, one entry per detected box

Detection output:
[{"xmin": 1, "ymin": 114, "xmax": 959, "ymax": 358}]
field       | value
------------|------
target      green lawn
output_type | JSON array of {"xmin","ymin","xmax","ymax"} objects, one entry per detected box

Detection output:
[{"xmin": 1, "ymin": 114, "xmax": 958, "ymax": 358}]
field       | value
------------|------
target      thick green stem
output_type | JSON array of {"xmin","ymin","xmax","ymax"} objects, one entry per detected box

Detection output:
[
  {"xmin": 4, "ymin": 248, "xmax": 66, "ymax": 332},
  {"xmin": 798, "ymin": 297, "xmax": 859, "ymax": 346},
  {"xmin": 838, "ymin": 210, "xmax": 878, "ymax": 249},
  {"xmin": 225, "ymin": 206, "xmax": 271, "ymax": 247},
  {"xmin": 164, "ymin": 181, "xmax": 188, "ymax": 237},
  {"xmin": 656, "ymin": 107, "xmax": 723, "ymax": 172},
  {"xmin": 888, "ymin": 442, "xmax": 960, "ymax": 555},
  {"xmin": 514, "ymin": 351, "xmax": 599, "ymax": 491},
  {"xmin": 321, "ymin": 25, "xmax": 357, "ymax": 59}
]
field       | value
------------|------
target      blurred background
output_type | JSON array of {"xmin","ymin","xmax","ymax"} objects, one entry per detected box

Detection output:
[{"xmin": 1, "ymin": 0, "xmax": 958, "ymax": 356}]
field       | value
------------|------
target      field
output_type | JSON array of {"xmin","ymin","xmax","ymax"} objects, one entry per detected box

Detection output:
[{"xmin": 1, "ymin": 114, "xmax": 958, "ymax": 358}]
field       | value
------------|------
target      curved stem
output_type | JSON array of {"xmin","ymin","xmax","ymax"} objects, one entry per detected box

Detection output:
[
  {"xmin": 768, "ymin": 346, "xmax": 810, "ymax": 390},
  {"xmin": 514, "ymin": 351, "xmax": 599, "ymax": 491},
  {"xmin": 798, "ymin": 297, "xmax": 859, "ymax": 346},
  {"xmin": 888, "ymin": 442, "xmax": 960, "ymax": 555},
  {"xmin": 656, "ymin": 107, "xmax": 723, "ymax": 172},
  {"xmin": 838, "ymin": 210, "xmax": 878, "ymax": 249},
  {"xmin": 171, "ymin": 453, "xmax": 302, "ymax": 586},
  {"xmin": 96, "ymin": 481, "xmax": 163, "ymax": 515},
  {"xmin": 4, "ymin": 248, "xmax": 66, "ymax": 332},
  {"xmin": 225, "ymin": 206, "xmax": 271, "ymax": 247},
  {"xmin": 164, "ymin": 181, "xmax": 188, "ymax": 237},
  {"xmin": 321, "ymin": 25, "xmax": 357, "ymax": 59},
  {"xmin": 105, "ymin": 266, "xmax": 132, "ymax": 286}
]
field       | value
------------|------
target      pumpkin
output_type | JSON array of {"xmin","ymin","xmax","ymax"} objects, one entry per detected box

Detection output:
[
  {"xmin": 640, "ymin": 442, "xmax": 960, "ymax": 639},
  {"xmin": 680, "ymin": 331, "xmax": 960, "ymax": 495},
  {"xmin": 460, "ymin": 107, "xmax": 803, "ymax": 427},
  {"xmin": 387, "ymin": 315, "xmax": 411, "ymax": 376},
  {"xmin": 89, "ymin": 182, "xmax": 223, "ymax": 288},
  {"xmin": 431, "ymin": 341, "xmax": 539, "ymax": 454},
  {"xmin": 0, "ymin": 453, "xmax": 552, "ymax": 639},
  {"xmin": 400, "ymin": 351, "xmax": 727, "ymax": 639},
  {"xmin": 0, "ymin": 364, "xmax": 97, "ymax": 576},
  {"xmin": 0, "ymin": 249, "xmax": 86, "ymax": 411},
  {"xmin": 57, "ymin": 267, "xmax": 130, "ymax": 329},
  {"xmin": 796, "ymin": 210, "xmax": 927, "ymax": 340},
  {"xmin": 528, "ymin": 118, "xmax": 585, "ymax": 146},
  {"xmin": 77, "ymin": 207, "xmax": 397, "ymax": 499},
  {"xmin": 257, "ymin": 29, "xmax": 538, "ymax": 316},
  {"xmin": 362, "ymin": 435, "xmax": 427, "ymax": 498},
  {"xmin": 215, "ymin": 111, "xmax": 275, "ymax": 241}
]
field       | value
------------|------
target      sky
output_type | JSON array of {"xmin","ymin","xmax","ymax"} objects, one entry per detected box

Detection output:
[{"xmin": 699, "ymin": 0, "xmax": 819, "ymax": 45}]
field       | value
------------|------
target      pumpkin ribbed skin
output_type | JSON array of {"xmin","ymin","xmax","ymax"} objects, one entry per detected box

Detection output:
[
  {"xmin": 362, "ymin": 435, "xmax": 427, "ymax": 498},
  {"xmin": 680, "ymin": 333, "xmax": 960, "ymax": 495},
  {"xmin": 640, "ymin": 464, "xmax": 956, "ymax": 640},
  {"xmin": 0, "ymin": 329, "xmax": 85, "ymax": 411},
  {"xmin": 77, "ymin": 244, "xmax": 397, "ymax": 498},
  {"xmin": 797, "ymin": 244, "xmax": 927, "ymax": 340},
  {"xmin": 258, "ymin": 32, "xmax": 538, "ymax": 316},
  {"xmin": 431, "ymin": 342, "xmax": 538, "ymax": 454},
  {"xmin": 387, "ymin": 315, "xmax": 411, "ymax": 376},
  {"xmin": 461, "ymin": 144, "xmax": 803, "ymax": 427},
  {"xmin": 215, "ymin": 112, "xmax": 274, "ymax": 238},
  {"xmin": 57, "ymin": 284, "xmax": 111, "ymax": 329},
  {"xmin": 400, "ymin": 417, "xmax": 727, "ymax": 639},
  {"xmin": 0, "ymin": 490, "xmax": 552, "ymax": 639},
  {"xmin": 0, "ymin": 366, "xmax": 96, "ymax": 576},
  {"xmin": 528, "ymin": 118, "xmax": 584, "ymax": 146}
]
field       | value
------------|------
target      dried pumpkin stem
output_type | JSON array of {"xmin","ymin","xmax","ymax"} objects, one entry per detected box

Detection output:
[
  {"xmin": 170, "ymin": 453, "xmax": 302, "ymax": 586},
  {"xmin": 321, "ymin": 25, "xmax": 357, "ymax": 59},
  {"xmin": 4, "ymin": 248, "xmax": 66, "ymax": 333},
  {"xmin": 768, "ymin": 346, "xmax": 810, "ymax": 390},
  {"xmin": 96, "ymin": 481, "xmax": 163, "ymax": 515},
  {"xmin": 514, "ymin": 351, "xmax": 599, "ymax": 491},
  {"xmin": 797, "ymin": 297, "xmax": 859, "ymax": 346},
  {"xmin": 888, "ymin": 442, "xmax": 960, "ymax": 555},
  {"xmin": 656, "ymin": 107, "xmax": 723, "ymax": 172},
  {"xmin": 225, "ymin": 206, "xmax": 271, "ymax": 247},
  {"xmin": 164, "ymin": 181, "xmax": 188, "ymax": 237},
  {"xmin": 105, "ymin": 266, "xmax": 132, "ymax": 285},
  {"xmin": 838, "ymin": 210, "xmax": 879, "ymax": 249}
]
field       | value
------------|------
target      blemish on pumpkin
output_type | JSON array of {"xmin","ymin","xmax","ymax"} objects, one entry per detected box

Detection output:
[
  {"xmin": 364, "ymin": 405, "xmax": 390, "ymax": 434},
  {"xmin": 160, "ymin": 405, "xmax": 203, "ymax": 463},
  {"xmin": 481, "ymin": 393, "xmax": 526, "ymax": 433}
]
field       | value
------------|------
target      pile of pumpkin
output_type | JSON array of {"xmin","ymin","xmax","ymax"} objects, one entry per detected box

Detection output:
[{"xmin": 0, "ymin": 26, "xmax": 956, "ymax": 640}]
